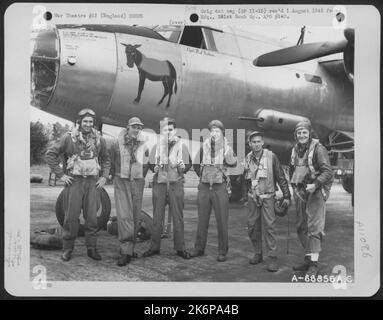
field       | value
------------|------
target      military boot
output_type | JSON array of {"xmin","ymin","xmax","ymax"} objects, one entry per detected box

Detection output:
[
  {"xmin": 87, "ymin": 248, "xmax": 102, "ymax": 261},
  {"xmin": 306, "ymin": 261, "xmax": 319, "ymax": 277},
  {"xmin": 189, "ymin": 249, "xmax": 204, "ymax": 258},
  {"xmin": 117, "ymin": 254, "xmax": 131, "ymax": 267},
  {"xmin": 293, "ymin": 256, "xmax": 311, "ymax": 271},
  {"xmin": 176, "ymin": 250, "xmax": 191, "ymax": 260},
  {"xmin": 61, "ymin": 249, "xmax": 72, "ymax": 261},
  {"xmin": 267, "ymin": 257, "xmax": 279, "ymax": 272},
  {"xmin": 249, "ymin": 253, "xmax": 263, "ymax": 265}
]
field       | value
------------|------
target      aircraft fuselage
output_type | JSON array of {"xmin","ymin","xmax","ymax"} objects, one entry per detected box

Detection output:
[{"xmin": 31, "ymin": 26, "xmax": 353, "ymax": 164}]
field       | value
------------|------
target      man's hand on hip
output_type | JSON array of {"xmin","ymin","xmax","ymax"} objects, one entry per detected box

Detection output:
[{"xmin": 60, "ymin": 174, "xmax": 73, "ymax": 186}]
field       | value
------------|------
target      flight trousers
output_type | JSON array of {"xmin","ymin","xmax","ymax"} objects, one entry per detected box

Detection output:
[
  {"xmin": 247, "ymin": 196, "xmax": 277, "ymax": 258},
  {"xmin": 114, "ymin": 176, "xmax": 145, "ymax": 255},
  {"xmin": 150, "ymin": 180, "xmax": 186, "ymax": 252},
  {"xmin": 294, "ymin": 189, "xmax": 326, "ymax": 254},
  {"xmin": 194, "ymin": 182, "xmax": 229, "ymax": 256},
  {"xmin": 62, "ymin": 176, "xmax": 98, "ymax": 251}
]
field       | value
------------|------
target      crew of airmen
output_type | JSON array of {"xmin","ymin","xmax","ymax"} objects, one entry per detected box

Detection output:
[{"xmin": 46, "ymin": 108, "xmax": 333, "ymax": 277}]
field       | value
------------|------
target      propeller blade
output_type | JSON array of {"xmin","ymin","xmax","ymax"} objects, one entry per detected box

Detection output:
[
  {"xmin": 254, "ymin": 39, "xmax": 348, "ymax": 67},
  {"xmin": 343, "ymin": 28, "xmax": 354, "ymax": 77},
  {"xmin": 344, "ymin": 28, "xmax": 354, "ymax": 46}
]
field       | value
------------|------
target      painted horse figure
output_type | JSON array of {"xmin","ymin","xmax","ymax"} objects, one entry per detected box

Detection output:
[{"xmin": 121, "ymin": 43, "xmax": 178, "ymax": 108}]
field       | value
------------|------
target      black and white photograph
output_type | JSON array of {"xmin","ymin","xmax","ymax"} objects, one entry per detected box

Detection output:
[{"xmin": 3, "ymin": 3, "xmax": 381, "ymax": 297}]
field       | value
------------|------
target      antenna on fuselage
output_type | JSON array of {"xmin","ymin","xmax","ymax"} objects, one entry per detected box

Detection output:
[{"xmin": 296, "ymin": 25, "xmax": 306, "ymax": 45}]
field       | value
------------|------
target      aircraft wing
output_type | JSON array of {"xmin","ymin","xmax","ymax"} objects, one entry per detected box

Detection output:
[{"xmin": 253, "ymin": 28, "xmax": 354, "ymax": 79}]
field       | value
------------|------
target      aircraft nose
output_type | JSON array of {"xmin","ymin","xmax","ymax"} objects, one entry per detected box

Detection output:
[{"xmin": 31, "ymin": 27, "xmax": 59, "ymax": 108}]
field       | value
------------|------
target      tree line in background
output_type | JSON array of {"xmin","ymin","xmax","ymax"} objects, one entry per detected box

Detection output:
[{"xmin": 30, "ymin": 121, "xmax": 72, "ymax": 165}]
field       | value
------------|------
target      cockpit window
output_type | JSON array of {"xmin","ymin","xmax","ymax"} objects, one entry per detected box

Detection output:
[
  {"xmin": 209, "ymin": 30, "xmax": 240, "ymax": 57},
  {"xmin": 152, "ymin": 25, "xmax": 182, "ymax": 43},
  {"xmin": 180, "ymin": 26, "xmax": 206, "ymax": 49},
  {"xmin": 180, "ymin": 26, "xmax": 220, "ymax": 51}
]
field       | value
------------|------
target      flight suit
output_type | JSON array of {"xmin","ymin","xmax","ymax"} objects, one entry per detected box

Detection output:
[
  {"xmin": 290, "ymin": 139, "xmax": 333, "ymax": 254},
  {"xmin": 193, "ymin": 137, "xmax": 237, "ymax": 256},
  {"xmin": 243, "ymin": 149, "xmax": 291, "ymax": 258},
  {"xmin": 110, "ymin": 129, "xmax": 149, "ymax": 256},
  {"xmin": 149, "ymin": 137, "xmax": 192, "ymax": 252},
  {"xmin": 46, "ymin": 128, "xmax": 110, "ymax": 251}
]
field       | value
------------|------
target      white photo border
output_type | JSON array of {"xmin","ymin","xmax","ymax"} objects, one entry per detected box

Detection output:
[{"xmin": 4, "ymin": 3, "xmax": 381, "ymax": 297}]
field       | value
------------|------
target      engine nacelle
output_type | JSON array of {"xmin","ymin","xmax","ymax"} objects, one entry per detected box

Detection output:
[{"xmin": 255, "ymin": 109, "xmax": 310, "ymax": 133}]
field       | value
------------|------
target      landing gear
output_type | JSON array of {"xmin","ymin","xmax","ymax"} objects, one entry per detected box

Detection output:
[
  {"xmin": 341, "ymin": 175, "xmax": 353, "ymax": 193},
  {"xmin": 341, "ymin": 174, "xmax": 354, "ymax": 206}
]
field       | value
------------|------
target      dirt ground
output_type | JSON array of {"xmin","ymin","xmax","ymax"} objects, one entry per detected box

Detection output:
[{"xmin": 30, "ymin": 165, "xmax": 354, "ymax": 282}]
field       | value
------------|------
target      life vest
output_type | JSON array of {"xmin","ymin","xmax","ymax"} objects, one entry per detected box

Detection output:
[
  {"xmin": 67, "ymin": 128, "xmax": 101, "ymax": 176},
  {"xmin": 290, "ymin": 138, "xmax": 319, "ymax": 184},
  {"xmin": 244, "ymin": 149, "xmax": 275, "ymax": 196},
  {"xmin": 156, "ymin": 136, "xmax": 184, "ymax": 183},
  {"xmin": 118, "ymin": 129, "xmax": 146, "ymax": 179},
  {"xmin": 200, "ymin": 137, "xmax": 230, "ymax": 184},
  {"xmin": 290, "ymin": 139, "xmax": 332, "ymax": 201}
]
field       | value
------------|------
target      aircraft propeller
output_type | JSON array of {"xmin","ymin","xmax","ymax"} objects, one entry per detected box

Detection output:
[{"xmin": 253, "ymin": 28, "xmax": 354, "ymax": 74}]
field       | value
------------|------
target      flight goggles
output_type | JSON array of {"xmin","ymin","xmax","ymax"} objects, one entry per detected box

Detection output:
[{"xmin": 78, "ymin": 108, "xmax": 96, "ymax": 118}]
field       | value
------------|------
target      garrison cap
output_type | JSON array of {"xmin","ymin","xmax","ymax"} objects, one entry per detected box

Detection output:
[
  {"xmin": 127, "ymin": 117, "xmax": 144, "ymax": 126},
  {"xmin": 248, "ymin": 131, "xmax": 264, "ymax": 142}
]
